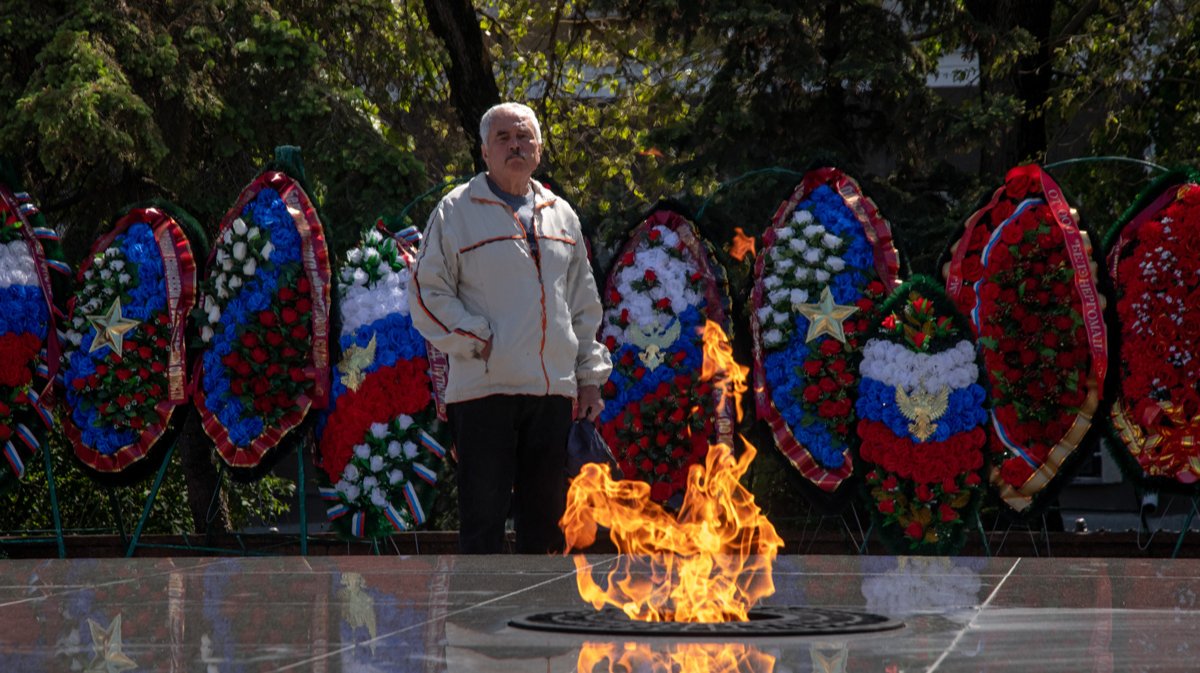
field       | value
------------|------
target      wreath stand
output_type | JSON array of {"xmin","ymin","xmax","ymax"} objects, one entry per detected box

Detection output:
[
  {"xmin": 0, "ymin": 441, "xmax": 67, "ymax": 559},
  {"xmin": 123, "ymin": 439, "xmax": 309, "ymax": 558}
]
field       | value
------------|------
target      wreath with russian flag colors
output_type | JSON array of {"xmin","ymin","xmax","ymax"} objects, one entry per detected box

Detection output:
[
  {"xmin": 597, "ymin": 205, "xmax": 737, "ymax": 506},
  {"xmin": 1106, "ymin": 169, "xmax": 1200, "ymax": 491},
  {"xmin": 194, "ymin": 154, "xmax": 332, "ymax": 479},
  {"xmin": 316, "ymin": 224, "xmax": 448, "ymax": 538},
  {"xmin": 941, "ymin": 164, "xmax": 1109, "ymax": 514},
  {"xmin": 750, "ymin": 167, "xmax": 902, "ymax": 498},
  {"xmin": 60, "ymin": 203, "xmax": 205, "ymax": 483},
  {"xmin": 857, "ymin": 276, "xmax": 989, "ymax": 555},
  {"xmin": 0, "ymin": 182, "xmax": 65, "ymax": 492}
]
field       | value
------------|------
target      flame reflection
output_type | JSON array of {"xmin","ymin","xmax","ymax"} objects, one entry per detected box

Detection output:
[{"xmin": 578, "ymin": 642, "xmax": 776, "ymax": 673}]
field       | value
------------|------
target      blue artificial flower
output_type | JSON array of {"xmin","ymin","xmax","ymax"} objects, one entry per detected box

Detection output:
[
  {"xmin": 856, "ymin": 377, "xmax": 988, "ymax": 443},
  {"xmin": 600, "ymin": 305, "xmax": 705, "ymax": 423},
  {"xmin": 0, "ymin": 285, "xmax": 49, "ymax": 338}
]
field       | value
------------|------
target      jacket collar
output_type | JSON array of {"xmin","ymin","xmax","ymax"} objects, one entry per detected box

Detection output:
[{"xmin": 468, "ymin": 172, "xmax": 558, "ymax": 210}]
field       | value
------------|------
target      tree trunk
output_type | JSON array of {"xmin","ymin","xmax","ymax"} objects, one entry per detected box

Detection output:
[
  {"xmin": 179, "ymin": 407, "xmax": 230, "ymax": 533},
  {"xmin": 423, "ymin": 0, "xmax": 502, "ymax": 173},
  {"xmin": 965, "ymin": 0, "xmax": 1055, "ymax": 178}
]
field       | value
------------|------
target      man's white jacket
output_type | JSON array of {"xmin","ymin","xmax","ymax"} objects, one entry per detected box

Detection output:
[{"xmin": 409, "ymin": 173, "xmax": 612, "ymax": 404}]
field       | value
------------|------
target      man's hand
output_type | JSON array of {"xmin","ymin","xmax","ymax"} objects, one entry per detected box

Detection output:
[{"xmin": 576, "ymin": 384, "xmax": 604, "ymax": 421}]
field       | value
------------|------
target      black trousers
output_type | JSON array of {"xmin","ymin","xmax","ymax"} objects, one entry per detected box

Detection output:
[{"xmin": 447, "ymin": 394, "xmax": 572, "ymax": 554}]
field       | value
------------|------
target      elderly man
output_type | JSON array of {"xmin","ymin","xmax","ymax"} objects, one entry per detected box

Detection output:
[{"xmin": 409, "ymin": 102, "xmax": 612, "ymax": 554}]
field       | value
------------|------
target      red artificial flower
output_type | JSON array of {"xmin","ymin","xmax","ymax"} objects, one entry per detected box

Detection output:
[
  {"xmin": 939, "ymin": 504, "xmax": 959, "ymax": 522},
  {"xmin": 621, "ymin": 251, "xmax": 636, "ymax": 267},
  {"xmin": 644, "ymin": 269, "xmax": 657, "ymax": 284},
  {"xmin": 877, "ymin": 499, "xmax": 895, "ymax": 514},
  {"xmin": 904, "ymin": 521, "xmax": 924, "ymax": 540}
]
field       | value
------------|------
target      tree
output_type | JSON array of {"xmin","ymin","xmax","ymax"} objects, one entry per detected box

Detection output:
[{"xmin": 0, "ymin": 0, "xmax": 427, "ymax": 261}]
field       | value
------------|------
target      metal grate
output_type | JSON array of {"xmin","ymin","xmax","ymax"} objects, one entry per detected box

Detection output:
[{"xmin": 509, "ymin": 606, "xmax": 903, "ymax": 637}]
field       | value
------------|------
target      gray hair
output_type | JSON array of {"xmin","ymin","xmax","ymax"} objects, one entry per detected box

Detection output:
[{"xmin": 479, "ymin": 102, "xmax": 542, "ymax": 144}]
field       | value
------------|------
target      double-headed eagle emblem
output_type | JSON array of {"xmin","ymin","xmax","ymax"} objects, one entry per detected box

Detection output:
[
  {"xmin": 896, "ymin": 385, "xmax": 949, "ymax": 442},
  {"xmin": 628, "ymin": 319, "xmax": 680, "ymax": 370}
]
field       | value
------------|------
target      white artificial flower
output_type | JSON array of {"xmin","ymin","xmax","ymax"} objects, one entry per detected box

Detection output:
[
  {"xmin": 118, "ymin": 273, "xmax": 131, "ymax": 284},
  {"xmin": 232, "ymin": 217, "xmax": 248, "ymax": 236},
  {"xmin": 793, "ymin": 210, "xmax": 814, "ymax": 225},
  {"xmin": 821, "ymin": 233, "xmax": 842, "ymax": 249},
  {"xmin": 342, "ymin": 484, "xmax": 361, "ymax": 502},
  {"xmin": 232, "ymin": 241, "xmax": 247, "ymax": 261},
  {"xmin": 366, "ymin": 229, "xmax": 383, "ymax": 244},
  {"xmin": 803, "ymin": 224, "xmax": 824, "ymax": 238},
  {"xmin": 763, "ymin": 275, "xmax": 783, "ymax": 290},
  {"xmin": 789, "ymin": 288, "xmax": 809, "ymax": 305},
  {"xmin": 788, "ymin": 237, "xmax": 808, "ymax": 252},
  {"xmin": 772, "ymin": 311, "xmax": 789, "ymax": 324},
  {"xmin": 221, "ymin": 257, "xmax": 233, "ymax": 272},
  {"xmin": 222, "ymin": 229, "xmax": 233, "ymax": 245},
  {"xmin": 362, "ymin": 475, "xmax": 378, "ymax": 490},
  {"xmin": 342, "ymin": 463, "xmax": 361, "ymax": 483},
  {"xmin": 802, "ymin": 249, "xmax": 822, "ymax": 264},
  {"xmin": 352, "ymin": 268, "xmax": 368, "ymax": 286},
  {"xmin": 201, "ymin": 326, "xmax": 214, "ymax": 343},
  {"xmin": 768, "ymin": 288, "xmax": 790, "ymax": 305},
  {"xmin": 347, "ymin": 248, "xmax": 363, "ymax": 264},
  {"xmin": 99, "ymin": 269, "xmax": 112, "ymax": 280},
  {"xmin": 827, "ymin": 257, "xmax": 846, "ymax": 272},
  {"xmin": 388, "ymin": 469, "xmax": 404, "ymax": 485},
  {"xmin": 763, "ymin": 329, "xmax": 784, "ymax": 346},
  {"xmin": 776, "ymin": 226, "xmax": 794, "ymax": 239},
  {"xmin": 369, "ymin": 423, "xmax": 389, "ymax": 439},
  {"xmin": 110, "ymin": 260, "xmax": 125, "ymax": 271},
  {"xmin": 206, "ymin": 304, "xmax": 221, "ymax": 324},
  {"xmin": 228, "ymin": 275, "xmax": 242, "ymax": 290},
  {"xmin": 260, "ymin": 241, "xmax": 274, "ymax": 260},
  {"xmin": 814, "ymin": 269, "xmax": 830, "ymax": 283},
  {"xmin": 369, "ymin": 455, "xmax": 385, "ymax": 473},
  {"xmin": 247, "ymin": 227, "xmax": 261, "ymax": 241},
  {"xmin": 755, "ymin": 306, "xmax": 773, "ymax": 323},
  {"xmin": 398, "ymin": 414, "xmax": 413, "ymax": 430},
  {"xmin": 775, "ymin": 258, "xmax": 794, "ymax": 272},
  {"xmin": 403, "ymin": 441, "xmax": 418, "ymax": 459},
  {"xmin": 354, "ymin": 444, "xmax": 371, "ymax": 459},
  {"xmin": 370, "ymin": 490, "xmax": 388, "ymax": 507},
  {"xmin": 243, "ymin": 259, "xmax": 257, "ymax": 276}
]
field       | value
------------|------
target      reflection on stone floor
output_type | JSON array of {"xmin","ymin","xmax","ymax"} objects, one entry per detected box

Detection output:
[{"xmin": 1, "ymin": 555, "xmax": 1200, "ymax": 671}]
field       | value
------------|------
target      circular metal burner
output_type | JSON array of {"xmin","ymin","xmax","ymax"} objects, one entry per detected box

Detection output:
[{"xmin": 509, "ymin": 607, "xmax": 903, "ymax": 637}]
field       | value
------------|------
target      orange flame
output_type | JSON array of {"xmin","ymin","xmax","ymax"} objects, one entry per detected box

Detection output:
[
  {"xmin": 701, "ymin": 320, "xmax": 750, "ymax": 425},
  {"xmin": 728, "ymin": 227, "xmax": 757, "ymax": 262},
  {"xmin": 578, "ymin": 642, "xmax": 776, "ymax": 673},
  {"xmin": 561, "ymin": 440, "xmax": 783, "ymax": 622}
]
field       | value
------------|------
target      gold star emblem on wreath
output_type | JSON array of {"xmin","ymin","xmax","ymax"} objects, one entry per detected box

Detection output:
[
  {"xmin": 338, "ymin": 334, "xmax": 377, "ymax": 391},
  {"xmin": 795, "ymin": 286, "xmax": 858, "ymax": 344},
  {"xmin": 86, "ymin": 298, "xmax": 140, "ymax": 355},
  {"xmin": 87, "ymin": 614, "xmax": 137, "ymax": 673}
]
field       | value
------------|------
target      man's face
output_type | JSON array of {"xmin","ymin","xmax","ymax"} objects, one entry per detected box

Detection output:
[{"xmin": 481, "ymin": 109, "xmax": 542, "ymax": 187}]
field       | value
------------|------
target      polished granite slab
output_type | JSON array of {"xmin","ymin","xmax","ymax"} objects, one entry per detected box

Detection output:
[{"xmin": 0, "ymin": 554, "xmax": 1197, "ymax": 671}]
